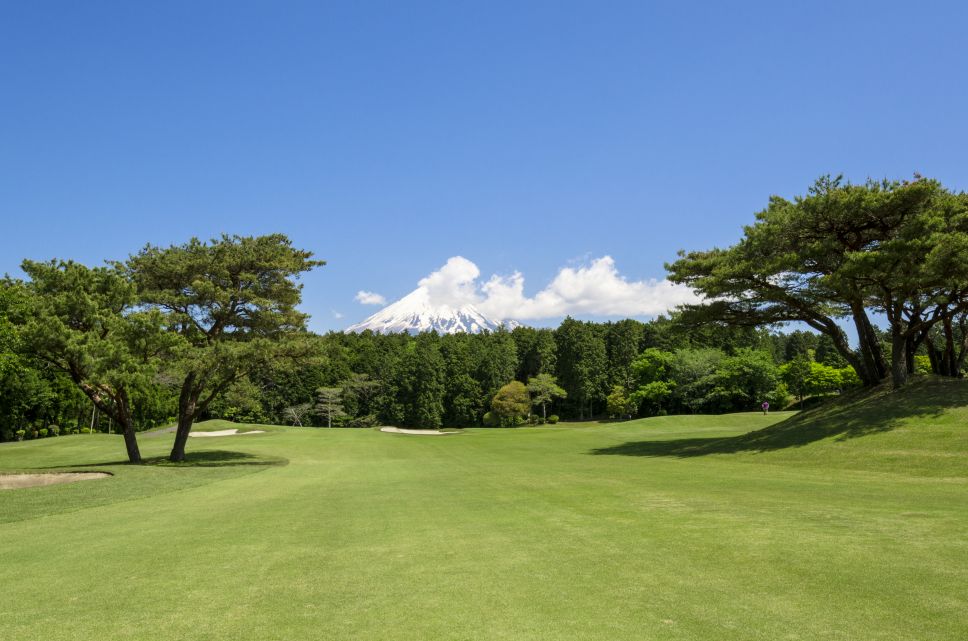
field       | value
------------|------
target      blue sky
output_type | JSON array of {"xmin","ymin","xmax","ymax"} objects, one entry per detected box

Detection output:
[{"xmin": 2, "ymin": 1, "xmax": 966, "ymax": 332}]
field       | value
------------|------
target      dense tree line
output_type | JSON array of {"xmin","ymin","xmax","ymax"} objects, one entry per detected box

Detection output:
[
  {"xmin": 2, "ymin": 276, "xmax": 870, "ymax": 437},
  {"xmin": 238, "ymin": 322, "xmax": 864, "ymax": 429}
]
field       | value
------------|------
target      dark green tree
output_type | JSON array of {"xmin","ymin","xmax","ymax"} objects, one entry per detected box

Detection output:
[
  {"xmin": 127, "ymin": 234, "xmax": 323, "ymax": 461},
  {"xmin": 19, "ymin": 260, "xmax": 176, "ymax": 462},
  {"xmin": 555, "ymin": 318, "xmax": 607, "ymax": 419},
  {"xmin": 399, "ymin": 333, "xmax": 445, "ymax": 428}
]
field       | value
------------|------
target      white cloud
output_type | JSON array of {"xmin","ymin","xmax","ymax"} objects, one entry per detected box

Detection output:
[
  {"xmin": 355, "ymin": 290, "xmax": 387, "ymax": 306},
  {"xmin": 332, "ymin": 310, "xmax": 345, "ymax": 320},
  {"xmin": 417, "ymin": 256, "xmax": 480, "ymax": 308},
  {"xmin": 398, "ymin": 255, "xmax": 699, "ymax": 321}
]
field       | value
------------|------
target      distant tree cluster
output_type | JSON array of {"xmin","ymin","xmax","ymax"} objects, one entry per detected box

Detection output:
[{"xmin": 244, "ymin": 321, "xmax": 860, "ymax": 429}]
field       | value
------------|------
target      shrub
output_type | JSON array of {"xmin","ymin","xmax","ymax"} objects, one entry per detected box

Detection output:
[
  {"xmin": 1, "ymin": 429, "xmax": 13, "ymax": 442},
  {"xmin": 38, "ymin": 428, "xmax": 49, "ymax": 438},
  {"xmin": 30, "ymin": 430, "xmax": 39, "ymax": 439},
  {"xmin": 80, "ymin": 427, "xmax": 92, "ymax": 434},
  {"xmin": 70, "ymin": 428, "xmax": 80, "ymax": 435},
  {"xmin": 48, "ymin": 425, "xmax": 60, "ymax": 436},
  {"xmin": 547, "ymin": 415, "xmax": 559, "ymax": 424},
  {"xmin": 348, "ymin": 415, "xmax": 379, "ymax": 428},
  {"xmin": 15, "ymin": 430, "xmax": 26, "ymax": 441},
  {"xmin": 482, "ymin": 411, "xmax": 499, "ymax": 427}
]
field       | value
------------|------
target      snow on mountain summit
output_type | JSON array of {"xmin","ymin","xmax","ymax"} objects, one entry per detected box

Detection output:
[{"xmin": 345, "ymin": 288, "xmax": 519, "ymax": 335}]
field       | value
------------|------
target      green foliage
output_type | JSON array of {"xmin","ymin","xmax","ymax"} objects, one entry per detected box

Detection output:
[
  {"xmin": 127, "ymin": 233, "xmax": 323, "ymax": 460},
  {"xmin": 315, "ymin": 387, "xmax": 347, "ymax": 428},
  {"xmin": 398, "ymin": 334, "xmax": 445, "ymax": 428},
  {"xmin": 605, "ymin": 385, "xmax": 635, "ymax": 418},
  {"xmin": 547, "ymin": 414, "xmax": 559, "ymax": 424},
  {"xmin": 526, "ymin": 373, "xmax": 566, "ymax": 420},
  {"xmin": 491, "ymin": 381, "xmax": 530, "ymax": 427},
  {"xmin": 556, "ymin": 318, "xmax": 607, "ymax": 418},
  {"xmin": 669, "ymin": 175, "xmax": 968, "ymax": 389},
  {"xmin": 914, "ymin": 355, "xmax": 932, "ymax": 375},
  {"xmin": 207, "ymin": 377, "xmax": 267, "ymax": 424}
]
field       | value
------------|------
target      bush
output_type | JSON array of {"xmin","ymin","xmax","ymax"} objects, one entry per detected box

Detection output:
[
  {"xmin": 15, "ymin": 430, "xmax": 26, "ymax": 441},
  {"xmin": 30, "ymin": 430, "xmax": 39, "ymax": 439},
  {"xmin": 547, "ymin": 415, "xmax": 559, "ymax": 424},
  {"xmin": 80, "ymin": 427, "xmax": 92, "ymax": 434},
  {"xmin": 482, "ymin": 411, "xmax": 499, "ymax": 427},
  {"xmin": 347, "ymin": 414, "xmax": 379, "ymax": 428},
  {"xmin": 38, "ymin": 428, "xmax": 49, "ymax": 438},
  {"xmin": 1, "ymin": 429, "xmax": 13, "ymax": 442},
  {"xmin": 48, "ymin": 425, "xmax": 60, "ymax": 436},
  {"xmin": 70, "ymin": 428, "xmax": 80, "ymax": 435}
]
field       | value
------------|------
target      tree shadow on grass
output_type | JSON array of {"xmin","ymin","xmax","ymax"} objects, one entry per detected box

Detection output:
[
  {"xmin": 590, "ymin": 378, "xmax": 968, "ymax": 458},
  {"xmin": 42, "ymin": 450, "xmax": 288, "ymax": 469}
]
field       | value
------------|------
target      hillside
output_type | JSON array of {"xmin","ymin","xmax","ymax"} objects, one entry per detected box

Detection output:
[{"xmin": 589, "ymin": 376, "xmax": 968, "ymax": 478}]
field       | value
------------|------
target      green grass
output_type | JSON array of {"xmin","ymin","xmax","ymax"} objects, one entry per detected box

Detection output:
[{"xmin": 1, "ymin": 380, "xmax": 966, "ymax": 640}]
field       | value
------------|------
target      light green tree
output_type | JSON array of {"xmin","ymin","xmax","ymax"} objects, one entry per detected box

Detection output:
[
  {"xmin": 526, "ymin": 373, "xmax": 566, "ymax": 421},
  {"xmin": 315, "ymin": 387, "xmax": 347, "ymax": 427},
  {"xmin": 491, "ymin": 381, "xmax": 530, "ymax": 427}
]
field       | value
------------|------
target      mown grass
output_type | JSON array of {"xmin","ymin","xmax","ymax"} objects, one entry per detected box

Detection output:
[{"xmin": 0, "ymin": 381, "xmax": 965, "ymax": 641}]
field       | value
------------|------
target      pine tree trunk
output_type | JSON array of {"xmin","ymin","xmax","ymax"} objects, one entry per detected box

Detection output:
[
  {"xmin": 851, "ymin": 303, "xmax": 887, "ymax": 385},
  {"xmin": 118, "ymin": 390, "xmax": 142, "ymax": 464},
  {"xmin": 122, "ymin": 424, "xmax": 142, "ymax": 464},
  {"xmin": 890, "ymin": 329, "xmax": 908, "ymax": 389},
  {"xmin": 170, "ymin": 374, "xmax": 198, "ymax": 462},
  {"xmin": 169, "ymin": 413, "xmax": 194, "ymax": 462}
]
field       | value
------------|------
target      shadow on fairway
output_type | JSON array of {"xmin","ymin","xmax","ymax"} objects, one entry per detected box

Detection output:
[
  {"xmin": 42, "ymin": 450, "xmax": 288, "ymax": 469},
  {"xmin": 590, "ymin": 378, "xmax": 966, "ymax": 458}
]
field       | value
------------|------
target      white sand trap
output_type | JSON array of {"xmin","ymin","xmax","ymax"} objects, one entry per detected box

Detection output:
[
  {"xmin": 189, "ymin": 429, "xmax": 265, "ymax": 438},
  {"xmin": 379, "ymin": 427, "xmax": 459, "ymax": 436},
  {"xmin": 0, "ymin": 472, "xmax": 110, "ymax": 490}
]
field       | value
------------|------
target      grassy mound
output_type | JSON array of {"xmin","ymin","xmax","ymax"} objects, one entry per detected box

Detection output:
[{"xmin": 592, "ymin": 376, "xmax": 968, "ymax": 477}]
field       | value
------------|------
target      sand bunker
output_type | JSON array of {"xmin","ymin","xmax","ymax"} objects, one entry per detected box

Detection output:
[
  {"xmin": 189, "ymin": 429, "xmax": 265, "ymax": 438},
  {"xmin": 379, "ymin": 427, "xmax": 459, "ymax": 436},
  {"xmin": 0, "ymin": 472, "xmax": 111, "ymax": 490}
]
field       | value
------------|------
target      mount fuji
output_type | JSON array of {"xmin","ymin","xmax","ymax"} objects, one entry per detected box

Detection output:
[{"xmin": 345, "ymin": 288, "xmax": 519, "ymax": 335}]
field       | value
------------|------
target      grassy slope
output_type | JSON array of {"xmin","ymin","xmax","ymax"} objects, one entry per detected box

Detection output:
[{"xmin": 0, "ymin": 381, "xmax": 965, "ymax": 641}]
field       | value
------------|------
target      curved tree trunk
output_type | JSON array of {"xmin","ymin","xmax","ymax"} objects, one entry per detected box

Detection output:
[
  {"xmin": 850, "ymin": 302, "xmax": 888, "ymax": 386},
  {"xmin": 117, "ymin": 390, "xmax": 142, "ymax": 464},
  {"xmin": 169, "ymin": 374, "xmax": 199, "ymax": 462}
]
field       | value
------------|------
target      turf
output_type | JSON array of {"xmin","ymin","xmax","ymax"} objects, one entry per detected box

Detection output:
[{"xmin": 1, "ymin": 378, "xmax": 966, "ymax": 640}]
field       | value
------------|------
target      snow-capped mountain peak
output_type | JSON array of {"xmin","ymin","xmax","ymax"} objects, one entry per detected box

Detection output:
[{"xmin": 345, "ymin": 288, "xmax": 518, "ymax": 335}]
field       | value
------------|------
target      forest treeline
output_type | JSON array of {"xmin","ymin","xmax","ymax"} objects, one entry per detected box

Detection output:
[{"xmin": 2, "ymin": 175, "xmax": 967, "ymax": 459}]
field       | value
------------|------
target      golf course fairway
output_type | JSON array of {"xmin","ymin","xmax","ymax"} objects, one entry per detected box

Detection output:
[{"xmin": 1, "ymin": 379, "xmax": 966, "ymax": 641}]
